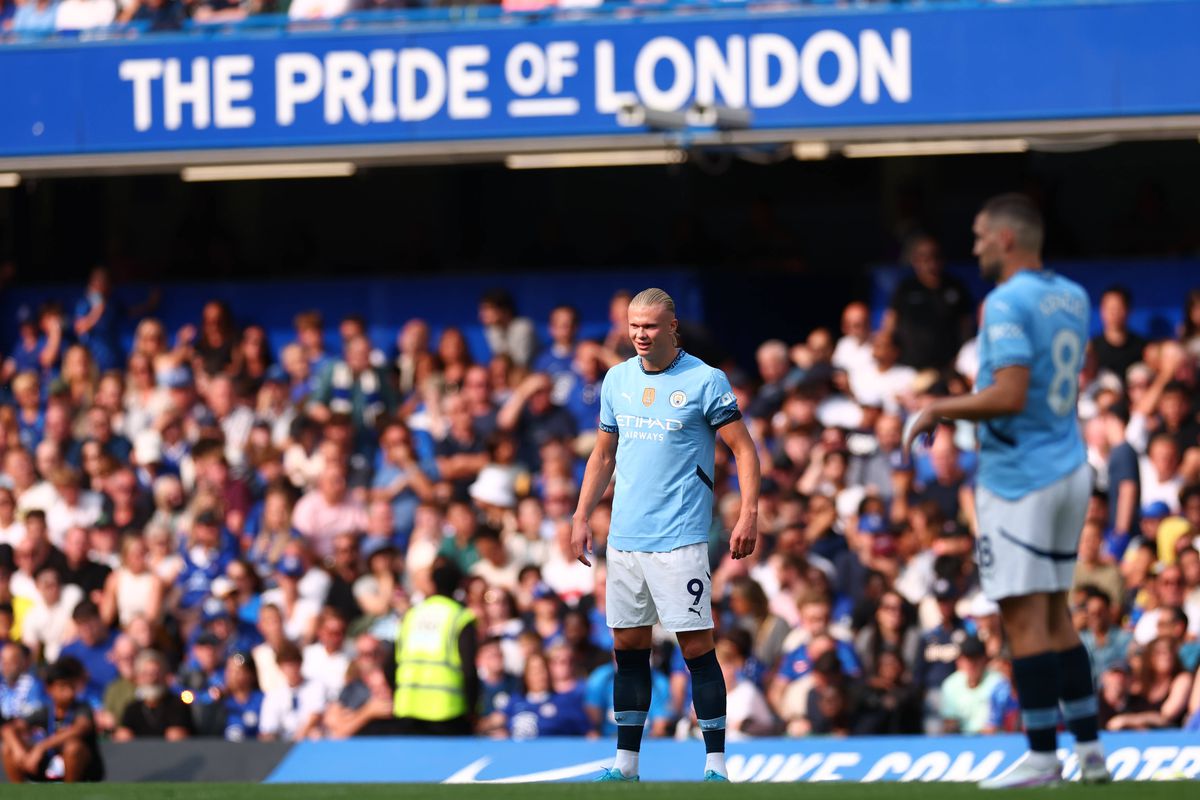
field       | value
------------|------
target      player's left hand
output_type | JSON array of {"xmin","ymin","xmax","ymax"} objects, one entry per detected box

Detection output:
[
  {"xmin": 903, "ymin": 407, "xmax": 939, "ymax": 457},
  {"xmin": 571, "ymin": 515, "xmax": 593, "ymax": 567},
  {"xmin": 729, "ymin": 518, "xmax": 757, "ymax": 560}
]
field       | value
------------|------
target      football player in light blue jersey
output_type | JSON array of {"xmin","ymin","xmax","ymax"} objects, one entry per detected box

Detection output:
[
  {"xmin": 572, "ymin": 288, "xmax": 760, "ymax": 783},
  {"xmin": 905, "ymin": 195, "xmax": 1108, "ymax": 789}
]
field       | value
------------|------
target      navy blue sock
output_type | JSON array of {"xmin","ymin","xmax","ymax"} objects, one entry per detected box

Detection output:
[
  {"xmin": 613, "ymin": 649, "xmax": 652, "ymax": 753},
  {"xmin": 685, "ymin": 648, "xmax": 726, "ymax": 754},
  {"xmin": 1057, "ymin": 644, "xmax": 1100, "ymax": 743},
  {"xmin": 1012, "ymin": 652, "xmax": 1061, "ymax": 754}
]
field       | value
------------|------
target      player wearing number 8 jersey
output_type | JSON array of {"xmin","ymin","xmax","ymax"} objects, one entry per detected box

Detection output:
[
  {"xmin": 905, "ymin": 195, "xmax": 1109, "ymax": 790},
  {"xmin": 571, "ymin": 288, "xmax": 760, "ymax": 783}
]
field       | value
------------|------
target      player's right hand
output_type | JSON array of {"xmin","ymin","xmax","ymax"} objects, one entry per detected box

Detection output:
[{"xmin": 571, "ymin": 515, "xmax": 593, "ymax": 567}]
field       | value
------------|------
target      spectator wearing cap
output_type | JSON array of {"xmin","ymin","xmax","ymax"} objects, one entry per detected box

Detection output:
[
  {"xmin": 2, "ymin": 658, "xmax": 104, "ymax": 783},
  {"xmin": 1128, "ymin": 501, "xmax": 1173, "ymax": 568},
  {"xmin": 0, "ymin": 641, "xmax": 48, "ymax": 724},
  {"xmin": 260, "ymin": 555, "xmax": 320, "ymax": 644},
  {"xmin": 528, "ymin": 582, "xmax": 563, "ymax": 645},
  {"xmin": 914, "ymin": 577, "xmax": 968, "ymax": 720},
  {"xmin": 880, "ymin": 234, "xmax": 973, "ymax": 371},
  {"xmin": 1073, "ymin": 521, "xmax": 1123, "ymax": 612},
  {"xmin": 115, "ymin": 650, "xmax": 192, "ymax": 741},
  {"xmin": 254, "ymin": 366, "xmax": 297, "ymax": 450},
  {"xmin": 178, "ymin": 631, "xmax": 228, "ymax": 724},
  {"xmin": 58, "ymin": 601, "xmax": 117, "ymax": 704},
  {"xmin": 259, "ymin": 641, "xmax": 326, "ymax": 741},
  {"xmin": 291, "ymin": 463, "xmax": 367, "ymax": 561},
  {"xmin": 938, "ymin": 636, "xmax": 1003, "ymax": 734},
  {"xmin": 1089, "ymin": 286, "xmax": 1147, "ymax": 385}
]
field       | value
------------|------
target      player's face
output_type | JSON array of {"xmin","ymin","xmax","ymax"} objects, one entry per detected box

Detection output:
[
  {"xmin": 627, "ymin": 303, "xmax": 677, "ymax": 361},
  {"xmin": 973, "ymin": 212, "xmax": 1005, "ymax": 281}
]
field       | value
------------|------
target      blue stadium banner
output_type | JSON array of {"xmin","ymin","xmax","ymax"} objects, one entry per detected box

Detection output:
[
  {"xmin": 2, "ymin": 1, "xmax": 1200, "ymax": 157},
  {"xmin": 265, "ymin": 732, "xmax": 1200, "ymax": 783}
]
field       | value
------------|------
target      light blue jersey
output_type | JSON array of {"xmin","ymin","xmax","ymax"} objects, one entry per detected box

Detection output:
[
  {"xmin": 976, "ymin": 269, "xmax": 1090, "ymax": 499},
  {"xmin": 599, "ymin": 350, "xmax": 741, "ymax": 552}
]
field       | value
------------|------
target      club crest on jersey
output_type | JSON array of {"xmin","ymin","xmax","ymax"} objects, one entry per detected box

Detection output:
[
  {"xmin": 670, "ymin": 391, "xmax": 687, "ymax": 408},
  {"xmin": 642, "ymin": 388, "xmax": 656, "ymax": 407}
]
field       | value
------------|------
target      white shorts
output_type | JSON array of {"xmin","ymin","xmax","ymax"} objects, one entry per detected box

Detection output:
[
  {"xmin": 974, "ymin": 462, "xmax": 1092, "ymax": 601},
  {"xmin": 606, "ymin": 543, "xmax": 713, "ymax": 632}
]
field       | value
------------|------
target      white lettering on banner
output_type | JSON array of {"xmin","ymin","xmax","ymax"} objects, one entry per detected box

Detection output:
[
  {"xmin": 368, "ymin": 50, "xmax": 396, "ymax": 123},
  {"xmin": 398, "ymin": 49, "xmax": 446, "ymax": 122},
  {"xmin": 324, "ymin": 51, "xmax": 371, "ymax": 125},
  {"xmin": 164, "ymin": 58, "xmax": 210, "ymax": 131},
  {"xmin": 861, "ymin": 753, "xmax": 912, "ymax": 782},
  {"xmin": 212, "ymin": 56, "xmax": 254, "ymax": 128},
  {"xmin": 810, "ymin": 753, "xmax": 861, "ymax": 782},
  {"xmin": 594, "ymin": 40, "xmax": 636, "ymax": 115},
  {"xmin": 942, "ymin": 751, "xmax": 1006, "ymax": 782},
  {"xmin": 447, "ymin": 45, "xmax": 490, "ymax": 119},
  {"xmin": 120, "ymin": 28, "xmax": 913, "ymax": 135},
  {"xmin": 901, "ymin": 751, "xmax": 952, "ymax": 782},
  {"xmin": 119, "ymin": 59, "xmax": 164, "ymax": 132},
  {"xmin": 635, "ymin": 36, "xmax": 694, "ymax": 111},
  {"xmin": 276, "ymin": 53, "xmax": 323, "ymax": 126},
  {"xmin": 694, "ymin": 36, "xmax": 746, "ymax": 107}
]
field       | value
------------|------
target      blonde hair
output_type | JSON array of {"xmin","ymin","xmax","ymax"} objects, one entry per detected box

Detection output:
[{"xmin": 629, "ymin": 288, "xmax": 676, "ymax": 316}]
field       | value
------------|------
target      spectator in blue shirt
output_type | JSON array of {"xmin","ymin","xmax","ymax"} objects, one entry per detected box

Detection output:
[
  {"xmin": 371, "ymin": 420, "xmax": 433, "ymax": 545},
  {"xmin": 0, "ymin": 642, "xmax": 48, "ymax": 723},
  {"xmin": 476, "ymin": 636, "xmax": 522, "ymax": 736},
  {"xmin": 176, "ymin": 511, "xmax": 235, "ymax": 611},
  {"xmin": 532, "ymin": 305, "xmax": 579, "ymax": 384},
  {"xmin": 73, "ymin": 268, "xmax": 123, "ymax": 373},
  {"xmin": 10, "ymin": 0, "xmax": 58, "ymax": 33},
  {"xmin": 219, "ymin": 653, "xmax": 263, "ymax": 742},
  {"xmin": 584, "ymin": 657, "xmax": 673, "ymax": 737},
  {"xmin": 57, "ymin": 602, "xmax": 118, "ymax": 705},
  {"xmin": 506, "ymin": 647, "xmax": 589, "ymax": 739},
  {"xmin": 1079, "ymin": 588, "xmax": 1133, "ymax": 682}
]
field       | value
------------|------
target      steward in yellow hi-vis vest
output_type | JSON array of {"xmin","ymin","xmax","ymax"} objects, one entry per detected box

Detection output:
[{"xmin": 394, "ymin": 561, "xmax": 479, "ymax": 735}]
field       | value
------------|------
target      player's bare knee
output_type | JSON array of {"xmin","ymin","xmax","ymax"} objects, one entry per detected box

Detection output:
[
  {"xmin": 676, "ymin": 629, "xmax": 715, "ymax": 660},
  {"xmin": 613, "ymin": 626, "xmax": 652, "ymax": 651}
]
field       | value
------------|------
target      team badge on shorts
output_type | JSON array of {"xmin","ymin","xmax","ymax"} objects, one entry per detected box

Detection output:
[
  {"xmin": 642, "ymin": 388, "xmax": 656, "ymax": 406},
  {"xmin": 670, "ymin": 391, "xmax": 687, "ymax": 408}
]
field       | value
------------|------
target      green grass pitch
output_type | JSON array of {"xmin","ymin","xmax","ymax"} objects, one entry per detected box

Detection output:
[{"xmin": 0, "ymin": 782, "xmax": 1192, "ymax": 799}]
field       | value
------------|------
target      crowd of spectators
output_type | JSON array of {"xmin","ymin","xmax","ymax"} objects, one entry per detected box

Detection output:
[
  {"xmin": 0, "ymin": 0, "xmax": 709, "ymax": 37},
  {"xmin": 0, "ymin": 250, "xmax": 1198, "ymax": 759}
]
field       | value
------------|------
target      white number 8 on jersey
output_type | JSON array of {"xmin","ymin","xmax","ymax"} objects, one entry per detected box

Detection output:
[{"xmin": 1047, "ymin": 329, "xmax": 1082, "ymax": 416}]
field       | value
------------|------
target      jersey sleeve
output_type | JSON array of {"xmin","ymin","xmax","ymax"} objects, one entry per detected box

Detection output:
[
  {"xmin": 702, "ymin": 369, "xmax": 742, "ymax": 429},
  {"xmin": 982, "ymin": 294, "xmax": 1034, "ymax": 370},
  {"xmin": 598, "ymin": 370, "xmax": 617, "ymax": 434}
]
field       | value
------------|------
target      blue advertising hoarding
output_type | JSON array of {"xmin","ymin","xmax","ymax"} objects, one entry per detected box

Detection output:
[
  {"xmin": 1, "ymin": 1, "xmax": 1200, "ymax": 157},
  {"xmin": 265, "ymin": 732, "xmax": 1200, "ymax": 783}
]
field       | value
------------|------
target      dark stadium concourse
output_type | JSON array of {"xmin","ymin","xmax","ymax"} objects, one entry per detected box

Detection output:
[{"xmin": 1, "ymin": 139, "xmax": 1198, "ymax": 287}]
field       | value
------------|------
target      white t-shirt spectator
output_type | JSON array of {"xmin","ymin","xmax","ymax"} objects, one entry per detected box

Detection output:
[
  {"xmin": 832, "ymin": 335, "xmax": 873, "ymax": 380},
  {"xmin": 955, "ymin": 337, "xmax": 979, "ymax": 384},
  {"xmin": 22, "ymin": 583, "xmax": 83, "ymax": 663},
  {"xmin": 727, "ymin": 678, "xmax": 776, "ymax": 739},
  {"xmin": 46, "ymin": 491, "xmax": 104, "ymax": 548},
  {"xmin": 849, "ymin": 362, "xmax": 917, "ymax": 416},
  {"xmin": 219, "ymin": 406, "xmax": 257, "ymax": 471},
  {"xmin": 18, "ymin": 481, "xmax": 58, "ymax": 515},
  {"xmin": 259, "ymin": 679, "xmax": 326, "ymax": 741},
  {"xmin": 1139, "ymin": 458, "xmax": 1183, "ymax": 514},
  {"xmin": 260, "ymin": 589, "xmax": 322, "ymax": 643},
  {"xmin": 0, "ymin": 521, "xmax": 25, "ymax": 549},
  {"xmin": 287, "ymin": 0, "xmax": 352, "ymax": 19},
  {"xmin": 1132, "ymin": 602, "xmax": 1200, "ymax": 646},
  {"xmin": 541, "ymin": 550, "xmax": 593, "ymax": 606},
  {"xmin": 301, "ymin": 642, "xmax": 351, "ymax": 702},
  {"xmin": 55, "ymin": 0, "xmax": 116, "ymax": 29}
]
